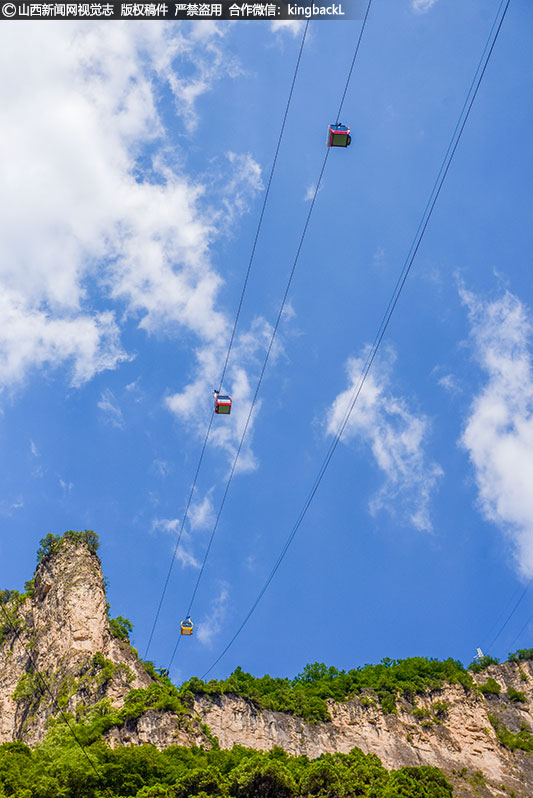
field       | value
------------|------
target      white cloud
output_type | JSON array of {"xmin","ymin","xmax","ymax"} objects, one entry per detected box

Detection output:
[
  {"xmin": 196, "ymin": 582, "xmax": 229, "ymax": 645},
  {"xmin": 0, "ymin": 23, "xmax": 260, "ymax": 397},
  {"xmin": 125, "ymin": 378, "xmax": 144, "ymax": 403},
  {"xmin": 304, "ymin": 184, "xmax": 317, "ymax": 202},
  {"xmin": 165, "ymin": 316, "xmax": 284, "ymax": 471},
  {"xmin": 222, "ymin": 153, "xmax": 264, "ymax": 220},
  {"xmin": 372, "ymin": 247, "xmax": 386, "ymax": 268},
  {"xmin": 0, "ymin": 294, "xmax": 128, "ymax": 389},
  {"xmin": 270, "ymin": 20, "xmax": 305, "ymax": 36},
  {"xmin": 412, "ymin": 0, "xmax": 438, "ymax": 12},
  {"xmin": 189, "ymin": 491, "xmax": 215, "ymax": 531},
  {"xmin": 0, "ymin": 497, "xmax": 24, "ymax": 517},
  {"xmin": 244, "ymin": 554, "xmax": 256, "ymax": 571},
  {"xmin": 164, "ymin": 23, "xmax": 242, "ymax": 131},
  {"xmin": 438, "ymin": 374, "xmax": 461, "ymax": 395},
  {"xmin": 152, "ymin": 517, "xmax": 200, "ymax": 569},
  {"xmin": 97, "ymin": 388, "xmax": 124, "ymax": 429},
  {"xmin": 326, "ymin": 350, "xmax": 443, "ymax": 531},
  {"xmin": 152, "ymin": 459, "xmax": 170, "ymax": 478},
  {"xmin": 460, "ymin": 288, "xmax": 533, "ymax": 578},
  {"xmin": 30, "ymin": 440, "xmax": 39, "ymax": 457}
]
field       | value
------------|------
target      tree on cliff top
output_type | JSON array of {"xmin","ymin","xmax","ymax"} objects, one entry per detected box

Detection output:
[{"xmin": 36, "ymin": 530, "xmax": 99, "ymax": 564}]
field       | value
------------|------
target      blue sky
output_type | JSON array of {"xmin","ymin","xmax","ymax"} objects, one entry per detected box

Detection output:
[{"xmin": 1, "ymin": 0, "xmax": 533, "ymax": 686}]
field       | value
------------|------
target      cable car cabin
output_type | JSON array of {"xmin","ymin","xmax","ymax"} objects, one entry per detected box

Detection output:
[
  {"xmin": 180, "ymin": 618, "xmax": 193, "ymax": 636},
  {"xmin": 214, "ymin": 394, "xmax": 232, "ymax": 415},
  {"xmin": 327, "ymin": 123, "xmax": 351, "ymax": 148}
]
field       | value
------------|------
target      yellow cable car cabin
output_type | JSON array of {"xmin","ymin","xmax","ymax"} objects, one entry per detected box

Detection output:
[{"xmin": 180, "ymin": 617, "xmax": 193, "ymax": 636}]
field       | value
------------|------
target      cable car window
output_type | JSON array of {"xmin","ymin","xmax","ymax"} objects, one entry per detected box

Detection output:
[{"xmin": 332, "ymin": 133, "xmax": 347, "ymax": 146}]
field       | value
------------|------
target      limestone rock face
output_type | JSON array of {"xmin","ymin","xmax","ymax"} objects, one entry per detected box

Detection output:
[
  {"xmin": 194, "ymin": 668, "xmax": 533, "ymax": 797},
  {"xmin": 0, "ymin": 542, "xmax": 151, "ymax": 744},
  {"xmin": 107, "ymin": 709, "xmax": 206, "ymax": 750}
]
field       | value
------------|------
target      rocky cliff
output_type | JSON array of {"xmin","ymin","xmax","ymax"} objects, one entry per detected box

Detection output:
[
  {"xmin": 1, "ymin": 537, "xmax": 533, "ymax": 798},
  {"xmin": 0, "ymin": 537, "xmax": 152, "ymax": 744},
  {"xmin": 196, "ymin": 672, "xmax": 533, "ymax": 798}
]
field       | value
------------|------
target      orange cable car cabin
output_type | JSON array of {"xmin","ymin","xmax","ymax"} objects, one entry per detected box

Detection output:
[{"xmin": 180, "ymin": 617, "xmax": 193, "ymax": 636}]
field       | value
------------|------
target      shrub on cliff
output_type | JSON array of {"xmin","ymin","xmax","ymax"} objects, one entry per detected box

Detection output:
[
  {"xmin": 506, "ymin": 686, "xmax": 526, "ymax": 703},
  {"xmin": 478, "ymin": 678, "xmax": 501, "ymax": 696},
  {"xmin": 468, "ymin": 654, "xmax": 499, "ymax": 673},
  {"xmin": 508, "ymin": 648, "xmax": 533, "ymax": 663},
  {"xmin": 488, "ymin": 714, "xmax": 533, "ymax": 752},
  {"xmin": 119, "ymin": 682, "xmax": 191, "ymax": 722},
  {"xmin": 36, "ymin": 530, "xmax": 99, "ymax": 564},
  {"xmin": 109, "ymin": 615, "xmax": 133, "ymax": 642}
]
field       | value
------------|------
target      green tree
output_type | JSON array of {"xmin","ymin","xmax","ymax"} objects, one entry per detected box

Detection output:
[
  {"xmin": 382, "ymin": 766, "xmax": 453, "ymax": 797},
  {"xmin": 230, "ymin": 759, "xmax": 297, "ymax": 798},
  {"xmin": 299, "ymin": 757, "xmax": 345, "ymax": 797},
  {"xmin": 109, "ymin": 615, "xmax": 133, "ymax": 641}
]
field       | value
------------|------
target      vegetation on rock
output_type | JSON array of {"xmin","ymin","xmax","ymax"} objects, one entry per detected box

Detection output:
[
  {"xmin": 468, "ymin": 655, "xmax": 499, "ymax": 673},
  {"xmin": 488, "ymin": 714, "xmax": 533, "ymax": 752},
  {"xmin": 36, "ymin": 530, "xmax": 99, "ymax": 564},
  {"xmin": 506, "ymin": 686, "xmax": 526, "ymax": 703},
  {"xmin": 183, "ymin": 658, "xmax": 474, "ymax": 722},
  {"xmin": 0, "ymin": 726, "xmax": 454, "ymax": 798},
  {"xmin": 109, "ymin": 615, "xmax": 134, "ymax": 642},
  {"xmin": 508, "ymin": 648, "xmax": 533, "ymax": 663},
  {"xmin": 478, "ymin": 678, "xmax": 501, "ymax": 696},
  {"xmin": 0, "ymin": 589, "xmax": 28, "ymax": 645}
]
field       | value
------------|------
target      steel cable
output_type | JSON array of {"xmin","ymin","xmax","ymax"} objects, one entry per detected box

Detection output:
[
  {"xmin": 169, "ymin": 0, "xmax": 375, "ymax": 672},
  {"xmin": 144, "ymin": 22, "xmax": 309, "ymax": 659},
  {"xmin": 202, "ymin": 0, "xmax": 511, "ymax": 678}
]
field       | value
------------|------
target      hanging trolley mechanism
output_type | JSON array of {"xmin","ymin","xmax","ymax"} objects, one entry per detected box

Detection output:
[
  {"xmin": 180, "ymin": 616, "xmax": 194, "ymax": 636},
  {"xmin": 213, "ymin": 390, "xmax": 232, "ymax": 415},
  {"xmin": 327, "ymin": 123, "xmax": 351, "ymax": 148}
]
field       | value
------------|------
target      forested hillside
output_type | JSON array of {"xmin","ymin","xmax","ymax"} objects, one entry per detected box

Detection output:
[{"xmin": 0, "ymin": 731, "xmax": 454, "ymax": 798}]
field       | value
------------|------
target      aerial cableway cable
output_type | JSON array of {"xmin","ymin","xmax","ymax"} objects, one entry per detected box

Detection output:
[
  {"xmin": 201, "ymin": 0, "xmax": 512, "ymax": 679},
  {"xmin": 168, "ymin": 0, "xmax": 375, "ymax": 672},
  {"xmin": 143, "ymin": 21, "xmax": 309, "ymax": 660},
  {"xmin": 487, "ymin": 579, "xmax": 532, "ymax": 653},
  {"xmin": 0, "ymin": 601, "xmax": 113, "ymax": 796},
  {"xmin": 508, "ymin": 598, "xmax": 533, "ymax": 653},
  {"xmin": 482, "ymin": 579, "xmax": 531, "ymax": 653}
]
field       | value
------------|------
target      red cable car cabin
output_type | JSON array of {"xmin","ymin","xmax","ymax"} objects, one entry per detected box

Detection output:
[
  {"xmin": 327, "ymin": 123, "xmax": 351, "ymax": 148},
  {"xmin": 214, "ymin": 394, "xmax": 232, "ymax": 414}
]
